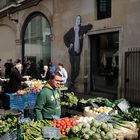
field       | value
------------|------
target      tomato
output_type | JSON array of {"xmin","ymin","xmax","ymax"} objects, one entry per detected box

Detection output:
[
  {"xmin": 64, "ymin": 124, "xmax": 67, "ymax": 129},
  {"xmin": 57, "ymin": 120, "xmax": 61, "ymax": 124},
  {"xmin": 66, "ymin": 124, "xmax": 72, "ymax": 128},
  {"xmin": 56, "ymin": 123, "xmax": 61, "ymax": 128},
  {"xmin": 63, "ymin": 117, "xmax": 69, "ymax": 122},
  {"xmin": 61, "ymin": 120, "xmax": 65, "ymax": 125}
]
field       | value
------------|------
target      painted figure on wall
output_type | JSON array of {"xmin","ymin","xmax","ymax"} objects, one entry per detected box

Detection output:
[{"xmin": 64, "ymin": 15, "xmax": 93, "ymax": 91}]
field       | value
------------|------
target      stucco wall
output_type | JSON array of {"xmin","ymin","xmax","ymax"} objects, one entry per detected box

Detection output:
[
  {"xmin": 0, "ymin": 25, "xmax": 16, "ymax": 74},
  {"xmin": 0, "ymin": 0, "xmax": 140, "ymax": 94},
  {"xmin": 52, "ymin": 0, "xmax": 95, "ymax": 92}
]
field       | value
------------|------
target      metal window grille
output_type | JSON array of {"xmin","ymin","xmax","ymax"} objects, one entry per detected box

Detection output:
[
  {"xmin": 100, "ymin": 0, "xmax": 108, "ymax": 12},
  {"xmin": 124, "ymin": 48, "xmax": 140, "ymax": 105},
  {"xmin": 97, "ymin": 0, "xmax": 111, "ymax": 19}
]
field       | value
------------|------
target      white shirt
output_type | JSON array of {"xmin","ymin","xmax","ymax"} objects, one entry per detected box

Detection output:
[
  {"xmin": 59, "ymin": 67, "xmax": 68, "ymax": 84},
  {"xmin": 74, "ymin": 25, "xmax": 80, "ymax": 53}
]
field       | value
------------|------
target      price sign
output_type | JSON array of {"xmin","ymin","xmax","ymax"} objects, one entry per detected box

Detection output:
[
  {"xmin": 117, "ymin": 99, "xmax": 129, "ymax": 112},
  {"xmin": 0, "ymin": 130, "xmax": 17, "ymax": 140},
  {"xmin": 19, "ymin": 118, "xmax": 31, "ymax": 124},
  {"xmin": 95, "ymin": 113, "xmax": 110, "ymax": 122},
  {"xmin": 108, "ymin": 109, "xmax": 116, "ymax": 115},
  {"xmin": 90, "ymin": 102, "xmax": 99, "ymax": 108},
  {"xmin": 43, "ymin": 126, "xmax": 61, "ymax": 139}
]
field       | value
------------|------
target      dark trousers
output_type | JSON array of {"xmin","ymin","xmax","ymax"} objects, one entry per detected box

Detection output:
[{"xmin": 69, "ymin": 54, "xmax": 80, "ymax": 84}]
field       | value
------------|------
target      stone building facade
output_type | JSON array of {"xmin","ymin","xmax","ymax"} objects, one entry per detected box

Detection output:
[{"xmin": 0, "ymin": 0, "xmax": 140, "ymax": 101}]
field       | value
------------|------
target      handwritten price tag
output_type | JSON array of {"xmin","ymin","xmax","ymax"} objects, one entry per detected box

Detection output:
[
  {"xmin": 95, "ymin": 113, "xmax": 110, "ymax": 122},
  {"xmin": 117, "ymin": 99, "xmax": 129, "ymax": 112}
]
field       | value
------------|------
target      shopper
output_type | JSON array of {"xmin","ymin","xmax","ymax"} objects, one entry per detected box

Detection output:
[
  {"xmin": 64, "ymin": 15, "xmax": 92, "ymax": 91},
  {"xmin": 34, "ymin": 71, "xmax": 62, "ymax": 120},
  {"xmin": 8, "ymin": 63, "xmax": 27, "ymax": 93},
  {"xmin": 40, "ymin": 65, "xmax": 50, "ymax": 81},
  {"xmin": 58, "ymin": 63, "xmax": 68, "ymax": 85},
  {"xmin": 38, "ymin": 59, "xmax": 44, "ymax": 75},
  {"xmin": 48, "ymin": 60, "xmax": 57, "ymax": 76},
  {"xmin": 4, "ymin": 59, "xmax": 13, "ymax": 78}
]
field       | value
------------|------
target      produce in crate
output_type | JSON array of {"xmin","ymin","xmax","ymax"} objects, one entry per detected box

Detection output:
[
  {"xmin": 61, "ymin": 92, "xmax": 78, "ymax": 108},
  {"xmin": 113, "ymin": 121, "xmax": 139, "ymax": 140},
  {"xmin": 0, "ymin": 113, "xmax": 17, "ymax": 134},
  {"xmin": 88, "ymin": 97, "xmax": 115, "ymax": 107},
  {"xmin": 84, "ymin": 106, "xmax": 113, "ymax": 117},
  {"xmin": 21, "ymin": 119, "xmax": 53, "ymax": 140},
  {"xmin": 76, "ymin": 116, "xmax": 95, "ymax": 123},
  {"xmin": 52, "ymin": 117, "xmax": 78, "ymax": 136},
  {"xmin": 108, "ymin": 114, "xmax": 139, "ymax": 140},
  {"xmin": 66, "ymin": 119, "xmax": 116, "ymax": 140}
]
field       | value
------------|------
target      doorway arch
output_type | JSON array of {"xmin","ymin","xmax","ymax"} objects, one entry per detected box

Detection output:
[{"xmin": 21, "ymin": 12, "xmax": 51, "ymax": 77}]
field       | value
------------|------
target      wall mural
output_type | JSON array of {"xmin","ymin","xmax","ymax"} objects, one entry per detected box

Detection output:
[{"xmin": 64, "ymin": 15, "xmax": 93, "ymax": 91}]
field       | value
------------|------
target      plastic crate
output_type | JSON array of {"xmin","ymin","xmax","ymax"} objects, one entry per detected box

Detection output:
[
  {"xmin": 24, "ymin": 92, "xmax": 39, "ymax": 106},
  {"xmin": 5, "ymin": 92, "xmax": 39, "ymax": 111},
  {"xmin": 5, "ymin": 93, "xmax": 25, "ymax": 111}
]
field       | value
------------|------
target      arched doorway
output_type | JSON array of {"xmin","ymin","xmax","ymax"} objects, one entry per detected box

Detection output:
[{"xmin": 22, "ymin": 12, "xmax": 51, "ymax": 78}]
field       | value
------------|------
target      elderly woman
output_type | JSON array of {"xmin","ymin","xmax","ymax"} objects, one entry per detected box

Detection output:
[{"xmin": 8, "ymin": 63, "xmax": 27, "ymax": 93}]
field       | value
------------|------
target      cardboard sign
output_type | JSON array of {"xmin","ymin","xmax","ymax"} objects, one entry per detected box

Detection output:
[
  {"xmin": 0, "ymin": 130, "xmax": 17, "ymax": 140},
  {"xmin": 95, "ymin": 113, "xmax": 110, "ymax": 122},
  {"xmin": 117, "ymin": 99, "xmax": 129, "ymax": 112},
  {"xmin": 19, "ymin": 118, "xmax": 31, "ymax": 124},
  {"xmin": 43, "ymin": 126, "xmax": 61, "ymax": 139},
  {"xmin": 108, "ymin": 109, "xmax": 116, "ymax": 115}
]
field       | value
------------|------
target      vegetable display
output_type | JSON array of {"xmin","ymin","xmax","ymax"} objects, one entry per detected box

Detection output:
[
  {"xmin": 61, "ymin": 92, "xmax": 78, "ymax": 108},
  {"xmin": 21, "ymin": 120, "xmax": 53, "ymax": 140},
  {"xmin": 0, "ymin": 96, "xmax": 140, "ymax": 140},
  {"xmin": 66, "ymin": 119, "xmax": 116, "ymax": 140},
  {"xmin": 0, "ymin": 113, "xmax": 17, "ymax": 134},
  {"xmin": 52, "ymin": 117, "xmax": 78, "ymax": 136},
  {"xmin": 84, "ymin": 106, "xmax": 112, "ymax": 116}
]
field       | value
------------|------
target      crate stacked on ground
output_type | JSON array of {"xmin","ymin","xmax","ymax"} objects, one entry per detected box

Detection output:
[{"xmin": 5, "ymin": 92, "xmax": 39, "ymax": 111}]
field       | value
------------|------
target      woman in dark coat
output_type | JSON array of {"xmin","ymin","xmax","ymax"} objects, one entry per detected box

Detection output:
[{"xmin": 8, "ymin": 63, "xmax": 27, "ymax": 93}]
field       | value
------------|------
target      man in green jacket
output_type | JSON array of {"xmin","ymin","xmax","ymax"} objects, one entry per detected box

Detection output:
[{"xmin": 34, "ymin": 72, "xmax": 62, "ymax": 120}]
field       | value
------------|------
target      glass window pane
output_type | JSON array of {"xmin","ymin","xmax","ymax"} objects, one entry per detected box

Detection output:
[{"xmin": 24, "ymin": 14, "xmax": 51, "ymax": 65}]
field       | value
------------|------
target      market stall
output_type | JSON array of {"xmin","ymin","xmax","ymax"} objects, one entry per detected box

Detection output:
[
  {"xmin": 3, "ymin": 79, "xmax": 44, "ymax": 111},
  {"xmin": 0, "ymin": 93, "xmax": 140, "ymax": 140},
  {"xmin": 4, "ymin": 79, "xmax": 68, "ymax": 113},
  {"xmin": 4, "ymin": 92, "xmax": 39, "ymax": 111}
]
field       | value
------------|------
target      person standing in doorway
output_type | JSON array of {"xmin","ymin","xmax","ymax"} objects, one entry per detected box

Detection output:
[{"xmin": 64, "ymin": 15, "xmax": 93, "ymax": 91}]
